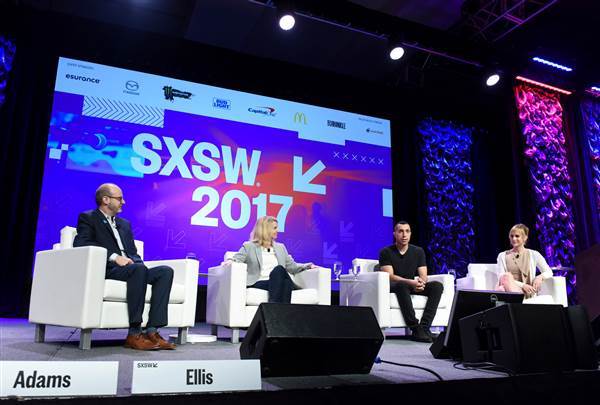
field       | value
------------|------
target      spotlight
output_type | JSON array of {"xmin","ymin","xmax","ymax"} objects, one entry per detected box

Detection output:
[
  {"xmin": 486, "ymin": 73, "xmax": 500, "ymax": 87},
  {"xmin": 389, "ymin": 46, "xmax": 405, "ymax": 60},
  {"xmin": 278, "ymin": 13, "xmax": 295, "ymax": 31}
]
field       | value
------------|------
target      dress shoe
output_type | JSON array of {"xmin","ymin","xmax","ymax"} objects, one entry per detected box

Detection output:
[
  {"xmin": 146, "ymin": 332, "xmax": 176, "ymax": 350},
  {"xmin": 124, "ymin": 333, "xmax": 160, "ymax": 350},
  {"xmin": 410, "ymin": 325, "xmax": 433, "ymax": 343}
]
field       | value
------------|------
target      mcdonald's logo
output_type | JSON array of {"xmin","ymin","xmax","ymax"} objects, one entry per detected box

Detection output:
[{"xmin": 294, "ymin": 112, "xmax": 308, "ymax": 124}]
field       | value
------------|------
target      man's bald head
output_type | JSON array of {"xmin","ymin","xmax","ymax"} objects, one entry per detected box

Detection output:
[{"xmin": 95, "ymin": 183, "xmax": 121, "ymax": 206}]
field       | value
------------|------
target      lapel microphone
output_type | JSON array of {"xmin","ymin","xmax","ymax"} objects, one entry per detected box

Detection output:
[{"xmin": 516, "ymin": 254, "xmax": 520, "ymax": 258}]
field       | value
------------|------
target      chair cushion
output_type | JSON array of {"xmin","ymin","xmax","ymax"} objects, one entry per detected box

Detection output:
[
  {"xmin": 246, "ymin": 288, "xmax": 319, "ymax": 306},
  {"xmin": 103, "ymin": 280, "xmax": 185, "ymax": 304},
  {"xmin": 389, "ymin": 293, "xmax": 446, "ymax": 310}
]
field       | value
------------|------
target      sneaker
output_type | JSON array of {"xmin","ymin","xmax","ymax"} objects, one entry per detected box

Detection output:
[{"xmin": 410, "ymin": 325, "xmax": 433, "ymax": 343}]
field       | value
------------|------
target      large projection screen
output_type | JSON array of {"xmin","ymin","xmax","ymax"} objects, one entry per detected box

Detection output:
[{"xmin": 35, "ymin": 57, "xmax": 392, "ymax": 282}]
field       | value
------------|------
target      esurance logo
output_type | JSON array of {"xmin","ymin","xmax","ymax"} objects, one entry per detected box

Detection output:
[
  {"xmin": 327, "ymin": 119, "xmax": 346, "ymax": 129},
  {"xmin": 65, "ymin": 74, "xmax": 100, "ymax": 84},
  {"xmin": 163, "ymin": 86, "xmax": 193, "ymax": 101},
  {"xmin": 124, "ymin": 80, "xmax": 140, "ymax": 95},
  {"xmin": 213, "ymin": 97, "xmax": 231, "ymax": 110},
  {"xmin": 248, "ymin": 106, "xmax": 276, "ymax": 117},
  {"xmin": 294, "ymin": 112, "xmax": 307, "ymax": 124}
]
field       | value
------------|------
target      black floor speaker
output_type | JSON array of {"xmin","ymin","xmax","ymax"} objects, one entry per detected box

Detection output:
[
  {"xmin": 239, "ymin": 303, "xmax": 384, "ymax": 377},
  {"xmin": 564, "ymin": 305, "xmax": 599, "ymax": 369},
  {"xmin": 459, "ymin": 304, "xmax": 574, "ymax": 373}
]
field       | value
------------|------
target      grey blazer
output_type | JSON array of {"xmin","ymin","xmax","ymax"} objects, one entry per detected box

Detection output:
[{"xmin": 232, "ymin": 241, "xmax": 309, "ymax": 286}]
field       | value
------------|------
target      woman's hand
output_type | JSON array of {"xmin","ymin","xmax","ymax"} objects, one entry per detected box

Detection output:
[
  {"xmin": 532, "ymin": 275, "xmax": 543, "ymax": 292},
  {"xmin": 522, "ymin": 283, "xmax": 536, "ymax": 296}
]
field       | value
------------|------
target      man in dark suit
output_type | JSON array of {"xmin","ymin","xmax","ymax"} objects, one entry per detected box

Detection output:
[{"xmin": 73, "ymin": 183, "xmax": 175, "ymax": 350}]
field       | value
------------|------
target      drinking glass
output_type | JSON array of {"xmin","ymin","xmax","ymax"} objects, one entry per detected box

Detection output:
[
  {"xmin": 351, "ymin": 264, "xmax": 361, "ymax": 279},
  {"xmin": 333, "ymin": 262, "xmax": 342, "ymax": 281}
]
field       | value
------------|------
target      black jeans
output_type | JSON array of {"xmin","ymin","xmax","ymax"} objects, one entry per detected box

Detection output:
[
  {"xmin": 390, "ymin": 280, "xmax": 444, "ymax": 329},
  {"xmin": 249, "ymin": 265, "xmax": 299, "ymax": 303},
  {"xmin": 106, "ymin": 263, "xmax": 174, "ymax": 328}
]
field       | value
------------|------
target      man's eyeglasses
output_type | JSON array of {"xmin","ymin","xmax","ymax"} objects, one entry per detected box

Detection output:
[{"xmin": 106, "ymin": 195, "xmax": 124, "ymax": 202}]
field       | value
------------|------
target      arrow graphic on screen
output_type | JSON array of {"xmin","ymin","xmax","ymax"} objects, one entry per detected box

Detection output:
[
  {"xmin": 293, "ymin": 156, "xmax": 326, "ymax": 195},
  {"xmin": 83, "ymin": 96, "xmax": 164, "ymax": 127}
]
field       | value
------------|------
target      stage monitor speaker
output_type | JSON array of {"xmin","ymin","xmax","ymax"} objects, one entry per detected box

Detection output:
[
  {"xmin": 564, "ymin": 305, "xmax": 598, "ymax": 369},
  {"xmin": 459, "ymin": 304, "xmax": 574, "ymax": 373},
  {"xmin": 591, "ymin": 315, "xmax": 600, "ymax": 350},
  {"xmin": 239, "ymin": 303, "xmax": 384, "ymax": 377}
]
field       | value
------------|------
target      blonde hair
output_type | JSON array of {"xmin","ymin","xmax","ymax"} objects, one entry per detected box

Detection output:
[
  {"xmin": 509, "ymin": 223, "xmax": 529, "ymax": 243},
  {"xmin": 251, "ymin": 216, "xmax": 278, "ymax": 247}
]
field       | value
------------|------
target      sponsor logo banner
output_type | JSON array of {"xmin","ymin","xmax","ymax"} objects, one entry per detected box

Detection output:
[
  {"xmin": 366, "ymin": 128, "xmax": 384, "ymax": 135},
  {"xmin": 213, "ymin": 97, "xmax": 231, "ymax": 110},
  {"xmin": 1, "ymin": 361, "xmax": 118, "ymax": 397},
  {"xmin": 124, "ymin": 80, "xmax": 140, "ymax": 95},
  {"xmin": 248, "ymin": 106, "xmax": 276, "ymax": 116},
  {"xmin": 163, "ymin": 86, "xmax": 193, "ymax": 101},
  {"xmin": 65, "ymin": 74, "xmax": 100, "ymax": 84},
  {"xmin": 131, "ymin": 360, "xmax": 261, "ymax": 394},
  {"xmin": 294, "ymin": 112, "xmax": 307, "ymax": 124},
  {"xmin": 327, "ymin": 119, "xmax": 346, "ymax": 129}
]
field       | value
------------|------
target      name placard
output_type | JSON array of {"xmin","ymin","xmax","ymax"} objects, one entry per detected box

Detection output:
[
  {"xmin": 1, "ymin": 361, "xmax": 119, "ymax": 397},
  {"xmin": 131, "ymin": 360, "xmax": 261, "ymax": 394}
]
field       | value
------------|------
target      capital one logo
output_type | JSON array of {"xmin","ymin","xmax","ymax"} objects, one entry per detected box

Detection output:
[{"xmin": 294, "ymin": 112, "xmax": 307, "ymax": 125}]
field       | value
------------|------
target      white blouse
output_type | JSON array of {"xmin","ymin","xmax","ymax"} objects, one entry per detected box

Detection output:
[{"xmin": 259, "ymin": 247, "xmax": 279, "ymax": 280}]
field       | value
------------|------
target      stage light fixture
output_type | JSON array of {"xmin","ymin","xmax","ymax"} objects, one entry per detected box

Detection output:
[
  {"xmin": 485, "ymin": 73, "xmax": 500, "ymax": 87},
  {"xmin": 532, "ymin": 57, "xmax": 573, "ymax": 72},
  {"xmin": 389, "ymin": 46, "xmax": 405, "ymax": 61},
  {"xmin": 278, "ymin": 13, "xmax": 295, "ymax": 31}
]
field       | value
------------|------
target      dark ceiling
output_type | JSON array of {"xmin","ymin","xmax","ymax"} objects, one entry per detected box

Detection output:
[{"xmin": 8, "ymin": 0, "xmax": 600, "ymax": 91}]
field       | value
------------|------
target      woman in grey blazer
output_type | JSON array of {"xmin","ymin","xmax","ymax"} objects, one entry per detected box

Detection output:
[{"xmin": 232, "ymin": 216, "xmax": 315, "ymax": 303}]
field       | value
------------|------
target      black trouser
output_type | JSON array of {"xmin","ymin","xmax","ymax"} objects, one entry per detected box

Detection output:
[
  {"xmin": 390, "ymin": 281, "xmax": 444, "ymax": 329},
  {"xmin": 106, "ymin": 263, "xmax": 174, "ymax": 328},
  {"xmin": 249, "ymin": 265, "xmax": 299, "ymax": 303}
]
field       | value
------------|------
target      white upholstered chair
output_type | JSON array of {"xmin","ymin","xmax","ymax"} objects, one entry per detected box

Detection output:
[
  {"xmin": 339, "ymin": 258, "xmax": 455, "ymax": 332},
  {"xmin": 456, "ymin": 263, "xmax": 568, "ymax": 306},
  {"xmin": 206, "ymin": 251, "xmax": 331, "ymax": 343},
  {"xmin": 28, "ymin": 226, "xmax": 199, "ymax": 349}
]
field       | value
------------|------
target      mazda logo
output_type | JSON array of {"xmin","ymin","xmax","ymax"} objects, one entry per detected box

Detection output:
[{"xmin": 126, "ymin": 80, "xmax": 139, "ymax": 91}]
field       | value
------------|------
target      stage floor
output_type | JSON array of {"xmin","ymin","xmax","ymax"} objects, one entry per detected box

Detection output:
[{"xmin": 0, "ymin": 318, "xmax": 539, "ymax": 396}]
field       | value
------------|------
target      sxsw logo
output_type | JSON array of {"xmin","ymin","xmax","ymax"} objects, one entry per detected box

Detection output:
[
  {"xmin": 163, "ymin": 86, "xmax": 193, "ymax": 101},
  {"xmin": 213, "ymin": 97, "xmax": 231, "ymax": 110},
  {"xmin": 327, "ymin": 119, "xmax": 346, "ymax": 129},
  {"xmin": 294, "ymin": 112, "xmax": 307, "ymax": 124}
]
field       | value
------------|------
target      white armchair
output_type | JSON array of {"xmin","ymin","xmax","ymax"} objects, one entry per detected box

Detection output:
[
  {"xmin": 340, "ymin": 258, "xmax": 455, "ymax": 332},
  {"xmin": 29, "ymin": 226, "xmax": 199, "ymax": 349},
  {"xmin": 206, "ymin": 251, "xmax": 331, "ymax": 343},
  {"xmin": 456, "ymin": 263, "xmax": 568, "ymax": 306}
]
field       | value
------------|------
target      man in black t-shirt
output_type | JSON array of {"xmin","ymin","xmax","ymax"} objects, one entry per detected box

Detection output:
[{"xmin": 379, "ymin": 221, "xmax": 443, "ymax": 343}]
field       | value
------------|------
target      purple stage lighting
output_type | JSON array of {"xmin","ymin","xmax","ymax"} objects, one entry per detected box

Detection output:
[{"xmin": 532, "ymin": 57, "xmax": 573, "ymax": 72}]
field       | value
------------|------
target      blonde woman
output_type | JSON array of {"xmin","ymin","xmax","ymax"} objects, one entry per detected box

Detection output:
[
  {"xmin": 232, "ymin": 216, "xmax": 316, "ymax": 303},
  {"xmin": 496, "ymin": 224, "xmax": 553, "ymax": 298}
]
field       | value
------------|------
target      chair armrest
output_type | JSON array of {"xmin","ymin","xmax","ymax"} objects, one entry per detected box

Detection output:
[
  {"xmin": 340, "ymin": 272, "xmax": 390, "ymax": 328},
  {"xmin": 145, "ymin": 259, "xmax": 199, "ymax": 326},
  {"xmin": 206, "ymin": 262, "xmax": 248, "ymax": 327},
  {"xmin": 29, "ymin": 247, "xmax": 107, "ymax": 329},
  {"xmin": 456, "ymin": 276, "xmax": 475, "ymax": 290},
  {"xmin": 428, "ymin": 274, "xmax": 455, "ymax": 309},
  {"xmin": 539, "ymin": 276, "xmax": 568, "ymax": 307},
  {"xmin": 294, "ymin": 267, "xmax": 331, "ymax": 305}
]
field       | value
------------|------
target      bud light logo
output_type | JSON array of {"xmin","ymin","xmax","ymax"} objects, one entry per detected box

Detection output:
[{"xmin": 213, "ymin": 98, "xmax": 231, "ymax": 110}]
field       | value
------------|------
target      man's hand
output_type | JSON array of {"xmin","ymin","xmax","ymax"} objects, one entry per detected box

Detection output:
[
  {"xmin": 410, "ymin": 278, "xmax": 425, "ymax": 292},
  {"xmin": 115, "ymin": 255, "xmax": 134, "ymax": 267}
]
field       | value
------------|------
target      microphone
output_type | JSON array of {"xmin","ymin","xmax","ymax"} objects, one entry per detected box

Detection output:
[
  {"xmin": 516, "ymin": 254, "xmax": 519, "ymax": 258},
  {"xmin": 267, "ymin": 248, "xmax": 271, "ymax": 252}
]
